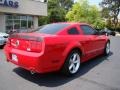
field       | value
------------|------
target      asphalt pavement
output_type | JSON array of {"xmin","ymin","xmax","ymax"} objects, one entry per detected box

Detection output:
[{"xmin": 0, "ymin": 36, "xmax": 120, "ymax": 90}]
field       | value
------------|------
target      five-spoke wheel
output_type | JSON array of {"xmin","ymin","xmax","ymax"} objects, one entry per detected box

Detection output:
[
  {"xmin": 104, "ymin": 42, "xmax": 110, "ymax": 55},
  {"xmin": 62, "ymin": 50, "xmax": 81, "ymax": 76}
]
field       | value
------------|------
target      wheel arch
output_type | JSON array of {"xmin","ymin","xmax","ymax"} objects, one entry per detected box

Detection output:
[
  {"xmin": 62, "ymin": 42, "xmax": 84, "ymax": 64},
  {"xmin": 68, "ymin": 47, "xmax": 83, "ymax": 56},
  {"xmin": 62, "ymin": 42, "xmax": 85, "ymax": 59}
]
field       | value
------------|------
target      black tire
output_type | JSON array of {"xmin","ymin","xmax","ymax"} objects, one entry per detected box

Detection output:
[
  {"xmin": 61, "ymin": 50, "xmax": 81, "ymax": 76},
  {"xmin": 104, "ymin": 42, "xmax": 110, "ymax": 56},
  {"xmin": 0, "ymin": 45, "xmax": 4, "ymax": 49}
]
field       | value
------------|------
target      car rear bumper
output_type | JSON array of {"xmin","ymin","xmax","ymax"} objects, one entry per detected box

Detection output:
[{"xmin": 4, "ymin": 45, "xmax": 49, "ymax": 73}]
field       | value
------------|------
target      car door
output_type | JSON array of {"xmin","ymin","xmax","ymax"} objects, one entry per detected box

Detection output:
[{"xmin": 79, "ymin": 25, "xmax": 103, "ymax": 60}]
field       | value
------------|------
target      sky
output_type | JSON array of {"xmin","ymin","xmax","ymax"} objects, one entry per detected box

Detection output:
[
  {"xmin": 88, "ymin": 0, "xmax": 102, "ymax": 6},
  {"xmin": 74, "ymin": 0, "xmax": 102, "ymax": 6}
]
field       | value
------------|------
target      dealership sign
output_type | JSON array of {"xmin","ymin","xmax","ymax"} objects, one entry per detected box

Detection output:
[{"xmin": 0, "ymin": 0, "xmax": 19, "ymax": 8}]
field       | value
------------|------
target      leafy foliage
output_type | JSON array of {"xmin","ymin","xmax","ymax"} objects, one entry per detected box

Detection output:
[
  {"xmin": 59, "ymin": 0, "xmax": 74, "ymax": 10},
  {"xmin": 39, "ymin": 0, "xmax": 73, "ymax": 26},
  {"xmin": 100, "ymin": 0, "xmax": 120, "ymax": 30},
  {"xmin": 66, "ymin": 0, "xmax": 105, "ymax": 29}
]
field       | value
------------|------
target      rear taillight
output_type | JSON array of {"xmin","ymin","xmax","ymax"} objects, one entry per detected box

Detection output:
[{"xmin": 26, "ymin": 41, "xmax": 43, "ymax": 52}]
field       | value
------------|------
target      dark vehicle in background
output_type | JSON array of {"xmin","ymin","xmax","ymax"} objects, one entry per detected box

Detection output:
[{"xmin": 100, "ymin": 29, "xmax": 116, "ymax": 36}]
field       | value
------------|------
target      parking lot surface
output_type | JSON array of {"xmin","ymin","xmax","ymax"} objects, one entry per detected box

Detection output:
[{"xmin": 0, "ymin": 36, "xmax": 120, "ymax": 90}]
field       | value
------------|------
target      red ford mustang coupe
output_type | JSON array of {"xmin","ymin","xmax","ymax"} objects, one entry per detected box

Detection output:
[{"xmin": 4, "ymin": 22, "xmax": 110, "ymax": 76}]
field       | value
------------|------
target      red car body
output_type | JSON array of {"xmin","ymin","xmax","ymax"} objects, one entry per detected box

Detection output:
[{"xmin": 4, "ymin": 23, "xmax": 109, "ymax": 74}]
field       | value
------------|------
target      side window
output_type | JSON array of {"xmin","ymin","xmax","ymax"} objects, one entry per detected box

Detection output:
[
  {"xmin": 80, "ymin": 25, "xmax": 95, "ymax": 35},
  {"xmin": 68, "ymin": 27, "xmax": 80, "ymax": 35}
]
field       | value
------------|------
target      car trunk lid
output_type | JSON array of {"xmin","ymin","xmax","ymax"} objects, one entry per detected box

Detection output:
[{"xmin": 8, "ymin": 33, "xmax": 46, "ymax": 52}]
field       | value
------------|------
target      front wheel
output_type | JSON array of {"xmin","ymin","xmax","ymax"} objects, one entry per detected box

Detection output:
[
  {"xmin": 61, "ymin": 50, "xmax": 81, "ymax": 76},
  {"xmin": 104, "ymin": 42, "xmax": 110, "ymax": 55}
]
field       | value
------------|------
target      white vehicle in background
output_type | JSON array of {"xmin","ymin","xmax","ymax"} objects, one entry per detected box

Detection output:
[{"xmin": 0, "ymin": 32, "xmax": 9, "ymax": 47}]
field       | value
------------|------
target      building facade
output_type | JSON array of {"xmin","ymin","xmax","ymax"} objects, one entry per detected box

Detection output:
[{"xmin": 0, "ymin": 0, "xmax": 47, "ymax": 33}]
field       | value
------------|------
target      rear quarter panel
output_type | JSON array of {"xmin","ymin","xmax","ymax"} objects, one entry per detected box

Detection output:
[{"xmin": 42, "ymin": 35, "xmax": 85, "ymax": 70}]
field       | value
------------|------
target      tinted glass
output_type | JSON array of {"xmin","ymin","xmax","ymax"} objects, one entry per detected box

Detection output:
[
  {"xmin": 5, "ymin": 15, "xmax": 33, "ymax": 34},
  {"xmin": 80, "ymin": 25, "xmax": 95, "ymax": 35},
  {"xmin": 68, "ymin": 28, "xmax": 79, "ymax": 35},
  {"xmin": 35, "ymin": 23, "xmax": 70, "ymax": 34}
]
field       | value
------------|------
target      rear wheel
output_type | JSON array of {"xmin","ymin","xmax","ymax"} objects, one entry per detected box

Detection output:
[
  {"xmin": 104, "ymin": 42, "xmax": 110, "ymax": 55},
  {"xmin": 62, "ymin": 50, "xmax": 81, "ymax": 76}
]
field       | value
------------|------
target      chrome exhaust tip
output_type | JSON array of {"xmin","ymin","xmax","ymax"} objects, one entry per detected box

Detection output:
[{"xmin": 30, "ymin": 70, "xmax": 35, "ymax": 75}]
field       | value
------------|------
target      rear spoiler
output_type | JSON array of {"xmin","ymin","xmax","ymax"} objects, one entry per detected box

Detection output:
[{"xmin": 9, "ymin": 33, "xmax": 43, "ymax": 42}]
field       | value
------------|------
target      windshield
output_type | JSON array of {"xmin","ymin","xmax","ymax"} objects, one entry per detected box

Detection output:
[{"xmin": 34, "ymin": 23, "xmax": 70, "ymax": 34}]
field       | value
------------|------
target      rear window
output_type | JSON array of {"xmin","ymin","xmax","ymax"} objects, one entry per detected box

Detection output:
[{"xmin": 34, "ymin": 23, "xmax": 70, "ymax": 34}]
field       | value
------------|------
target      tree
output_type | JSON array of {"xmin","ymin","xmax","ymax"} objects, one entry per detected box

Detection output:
[
  {"xmin": 49, "ymin": 8, "xmax": 66, "ymax": 23},
  {"xmin": 59, "ymin": 0, "xmax": 74, "ymax": 10},
  {"xmin": 38, "ymin": 0, "xmax": 73, "ymax": 26},
  {"xmin": 66, "ymin": 0, "xmax": 105, "ymax": 29},
  {"xmin": 100, "ymin": 0, "xmax": 120, "ymax": 30},
  {"xmin": 48, "ymin": 0, "xmax": 73, "ymax": 10}
]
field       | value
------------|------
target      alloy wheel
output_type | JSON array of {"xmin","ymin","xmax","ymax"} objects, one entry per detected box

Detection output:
[
  {"xmin": 106, "ymin": 42, "xmax": 110, "ymax": 54},
  {"xmin": 69, "ymin": 53, "xmax": 80, "ymax": 74}
]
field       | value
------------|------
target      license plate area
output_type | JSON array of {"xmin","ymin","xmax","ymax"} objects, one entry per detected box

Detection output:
[{"xmin": 12, "ymin": 54, "xmax": 18, "ymax": 62}]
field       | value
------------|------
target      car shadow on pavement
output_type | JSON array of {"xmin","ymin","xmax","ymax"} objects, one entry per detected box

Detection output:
[{"xmin": 13, "ymin": 52, "xmax": 113, "ymax": 87}]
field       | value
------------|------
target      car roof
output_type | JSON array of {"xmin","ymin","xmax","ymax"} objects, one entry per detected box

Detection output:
[{"xmin": 52, "ymin": 22, "xmax": 89, "ymax": 26}]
